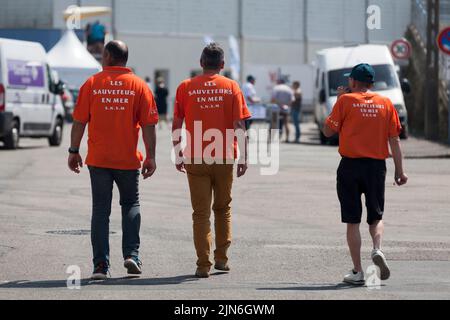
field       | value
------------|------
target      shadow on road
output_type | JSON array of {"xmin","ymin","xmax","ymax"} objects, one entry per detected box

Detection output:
[
  {"xmin": 284, "ymin": 141, "xmax": 336, "ymax": 147},
  {"xmin": 0, "ymin": 274, "xmax": 199, "ymax": 289},
  {"xmin": 256, "ymin": 283, "xmax": 371, "ymax": 291},
  {"xmin": 0, "ymin": 145, "xmax": 47, "ymax": 151}
]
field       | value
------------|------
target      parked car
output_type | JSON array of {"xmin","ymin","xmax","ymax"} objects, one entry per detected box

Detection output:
[
  {"xmin": 313, "ymin": 44, "xmax": 410, "ymax": 144},
  {"xmin": 61, "ymin": 85, "xmax": 75, "ymax": 122},
  {"xmin": 0, "ymin": 38, "xmax": 65, "ymax": 149}
]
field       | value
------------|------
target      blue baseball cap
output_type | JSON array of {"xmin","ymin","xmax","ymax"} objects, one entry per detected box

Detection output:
[{"xmin": 344, "ymin": 63, "xmax": 375, "ymax": 84}]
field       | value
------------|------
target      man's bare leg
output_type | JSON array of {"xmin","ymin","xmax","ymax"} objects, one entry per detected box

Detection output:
[
  {"xmin": 347, "ymin": 223, "xmax": 363, "ymax": 272},
  {"xmin": 369, "ymin": 220, "xmax": 384, "ymax": 250}
]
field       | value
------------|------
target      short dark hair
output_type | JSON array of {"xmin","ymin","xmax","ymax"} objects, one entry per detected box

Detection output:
[
  {"xmin": 247, "ymin": 75, "xmax": 255, "ymax": 82},
  {"xmin": 201, "ymin": 43, "xmax": 224, "ymax": 70},
  {"xmin": 104, "ymin": 40, "xmax": 128, "ymax": 65}
]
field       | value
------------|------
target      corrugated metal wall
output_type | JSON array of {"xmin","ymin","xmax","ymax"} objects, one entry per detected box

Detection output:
[
  {"xmin": 0, "ymin": 0, "xmax": 53, "ymax": 28},
  {"xmin": 115, "ymin": 0, "xmax": 239, "ymax": 36},
  {"xmin": 1, "ymin": 0, "xmax": 413, "ymax": 44},
  {"xmin": 0, "ymin": 0, "xmax": 417, "ymax": 108},
  {"xmin": 113, "ymin": 0, "xmax": 411, "ymax": 43}
]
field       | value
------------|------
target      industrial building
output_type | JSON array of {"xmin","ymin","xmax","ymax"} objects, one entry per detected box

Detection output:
[{"xmin": 0, "ymin": 0, "xmax": 428, "ymax": 109}]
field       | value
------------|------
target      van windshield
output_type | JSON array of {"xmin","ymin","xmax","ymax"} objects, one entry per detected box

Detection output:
[{"xmin": 328, "ymin": 64, "xmax": 399, "ymax": 96}]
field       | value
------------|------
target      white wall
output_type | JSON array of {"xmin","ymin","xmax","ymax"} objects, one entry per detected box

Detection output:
[
  {"xmin": 0, "ymin": 0, "xmax": 415, "ymax": 114},
  {"xmin": 0, "ymin": 0, "xmax": 53, "ymax": 28},
  {"xmin": 242, "ymin": 0, "xmax": 304, "ymax": 40},
  {"xmin": 52, "ymin": 0, "xmax": 113, "ymax": 31},
  {"xmin": 119, "ymin": 33, "xmax": 233, "ymax": 116},
  {"xmin": 368, "ymin": 0, "xmax": 413, "ymax": 43},
  {"xmin": 115, "ymin": 0, "xmax": 239, "ymax": 36}
]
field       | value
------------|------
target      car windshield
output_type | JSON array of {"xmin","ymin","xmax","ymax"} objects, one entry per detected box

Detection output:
[{"xmin": 328, "ymin": 64, "xmax": 399, "ymax": 96}]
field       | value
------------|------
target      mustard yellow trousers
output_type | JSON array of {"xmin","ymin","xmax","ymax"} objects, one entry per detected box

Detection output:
[{"xmin": 185, "ymin": 163, "xmax": 234, "ymax": 269}]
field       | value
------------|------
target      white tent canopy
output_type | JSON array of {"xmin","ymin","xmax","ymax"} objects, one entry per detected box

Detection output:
[{"xmin": 47, "ymin": 29, "xmax": 102, "ymax": 89}]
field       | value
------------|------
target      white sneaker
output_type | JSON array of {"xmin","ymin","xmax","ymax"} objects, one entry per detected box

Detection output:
[
  {"xmin": 343, "ymin": 270, "xmax": 365, "ymax": 285},
  {"xmin": 372, "ymin": 249, "xmax": 390, "ymax": 280}
]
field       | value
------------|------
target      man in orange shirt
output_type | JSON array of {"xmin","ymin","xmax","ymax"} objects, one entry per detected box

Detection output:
[
  {"xmin": 322, "ymin": 63, "xmax": 408, "ymax": 285},
  {"xmin": 68, "ymin": 41, "xmax": 159, "ymax": 280},
  {"xmin": 172, "ymin": 43, "xmax": 251, "ymax": 278}
]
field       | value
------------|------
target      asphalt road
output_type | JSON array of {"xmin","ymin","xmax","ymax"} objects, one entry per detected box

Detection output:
[{"xmin": 0, "ymin": 122, "xmax": 449, "ymax": 300}]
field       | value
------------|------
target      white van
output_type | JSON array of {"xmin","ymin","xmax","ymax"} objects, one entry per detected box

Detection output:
[
  {"xmin": 313, "ymin": 44, "xmax": 410, "ymax": 144},
  {"xmin": 0, "ymin": 38, "xmax": 65, "ymax": 149}
]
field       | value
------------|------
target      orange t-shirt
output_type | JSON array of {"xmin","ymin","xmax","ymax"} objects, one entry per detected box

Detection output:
[
  {"xmin": 73, "ymin": 66, "xmax": 159, "ymax": 170},
  {"xmin": 174, "ymin": 74, "xmax": 251, "ymax": 161},
  {"xmin": 325, "ymin": 92, "xmax": 402, "ymax": 160}
]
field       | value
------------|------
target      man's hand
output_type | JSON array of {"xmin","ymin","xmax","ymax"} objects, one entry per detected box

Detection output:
[
  {"xmin": 337, "ymin": 86, "xmax": 351, "ymax": 98},
  {"xmin": 389, "ymin": 136, "xmax": 407, "ymax": 187},
  {"xmin": 395, "ymin": 172, "xmax": 408, "ymax": 186},
  {"xmin": 176, "ymin": 160, "xmax": 186, "ymax": 174},
  {"xmin": 68, "ymin": 153, "xmax": 83, "ymax": 174},
  {"xmin": 142, "ymin": 158, "xmax": 156, "ymax": 179},
  {"xmin": 237, "ymin": 163, "xmax": 248, "ymax": 178}
]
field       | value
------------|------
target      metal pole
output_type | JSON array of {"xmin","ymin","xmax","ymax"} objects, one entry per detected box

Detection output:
[
  {"xmin": 303, "ymin": 0, "xmax": 308, "ymax": 63},
  {"xmin": 425, "ymin": 0, "xmax": 440, "ymax": 140},
  {"xmin": 111, "ymin": 0, "xmax": 117, "ymax": 39},
  {"xmin": 238, "ymin": 0, "xmax": 244, "ymax": 84},
  {"xmin": 365, "ymin": 0, "xmax": 369, "ymax": 43},
  {"xmin": 448, "ymin": 57, "xmax": 450, "ymax": 145}
]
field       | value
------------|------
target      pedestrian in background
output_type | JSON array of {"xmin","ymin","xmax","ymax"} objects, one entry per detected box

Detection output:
[
  {"xmin": 242, "ymin": 75, "xmax": 261, "ymax": 130},
  {"xmin": 155, "ymin": 77, "xmax": 169, "ymax": 128},
  {"xmin": 322, "ymin": 63, "xmax": 408, "ymax": 285},
  {"xmin": 172, "ymin": 43, "xmax": 251, "ymax": 278},
  {"xmin": 145, "ymin": 76, "xmax": 152, "ymax": 89},
  {"xmin": 68, "ymin": 40, "xmax": 159, "ymax": 280},
  {"xmin": 291, "ymin": 81, "xmax": 303, "ymax": 144},
  {"xmin": 243, "ymin": 75, "xmax": 261, "ymax": 106},
  {"xmin": 86, "ymin": 20, "xmax": 107, "ymax": 56},
  {"xmin": 271, "ymin": 78, "xmax": 294, "ymax": 143}
]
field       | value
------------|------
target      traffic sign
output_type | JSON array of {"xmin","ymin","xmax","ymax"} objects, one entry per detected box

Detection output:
[
  {"xmin": 437, "ymin": 27, "xmax": 450, "ymax": 56},
  {"xmin": 390, "ymin": 39, "xmax": 412, "ymax": 60}
]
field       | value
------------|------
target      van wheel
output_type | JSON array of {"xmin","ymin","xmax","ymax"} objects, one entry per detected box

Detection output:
[
  {"xmin": 4, "ymin": 119, "xmax": 20, "ymax": 150},
  {"xmin": 400, "ymin": 125, "xmax": 409, "ymax": 140},
  {"xmin": 49, "ymin": 119, "xmax": 63, "ymax": 146},
  {"xmin": 320, "ymin": 130, "xmax": 328, "ymax": 145}
]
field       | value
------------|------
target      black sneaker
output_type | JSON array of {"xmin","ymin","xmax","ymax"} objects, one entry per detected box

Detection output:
[
  {"xmin": 91, "ymin": 262, "xmax": 109, "ymax": 280},
  {"xmin": 124, "ymin": 256, "xmax": 142, "ymax": 275}
]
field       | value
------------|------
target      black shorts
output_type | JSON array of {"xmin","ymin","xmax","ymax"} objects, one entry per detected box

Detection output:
[{"xmin": 337, "ymin": 157, "xmax": 386, "ymax": 225}]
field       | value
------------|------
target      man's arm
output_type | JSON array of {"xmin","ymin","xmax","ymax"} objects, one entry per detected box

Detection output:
[
  {"xmin": 389, "ymin": 136, "xmax": 408, "ymax": 186},
  {"xmin": 68, "ymin": 121, "xmax": 86, "ymax": 174},
  {"xmin": 322, "ymin": 96, "xmax": 344, "ymax": 138},
  {"xmin": 234, "ymin": 119, "xmax": 248, "ymax": 178},
  {"xmin": 141, "ymin": 124, "xmax": 157, "ymax": 179},
  {"xmin": 247, "ymin": 95, "xmax": 261, "ymax": 104},
  {"xmin": 172, "ymin": 116, "xmax": 185, "ymax": 173},
  {"xmin": 71, "ymin": 121, "xmax": 86, "ymax": 149},
  {"xmin": 142, "ymin": 124, "xmax": 156, "ymax": 160},
  {"xmin": 322, "ymin": 124, "xmax": 337, "ymax": 138}
]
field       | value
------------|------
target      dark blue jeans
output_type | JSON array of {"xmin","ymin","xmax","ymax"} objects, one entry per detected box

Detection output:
[
  {"xmin": 291, "ymin": 109, "xmax": 302, "ymax": 142},
  {"xmin": 88, "ymin": 166, "xmax": 141, "ymax": 266}
]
